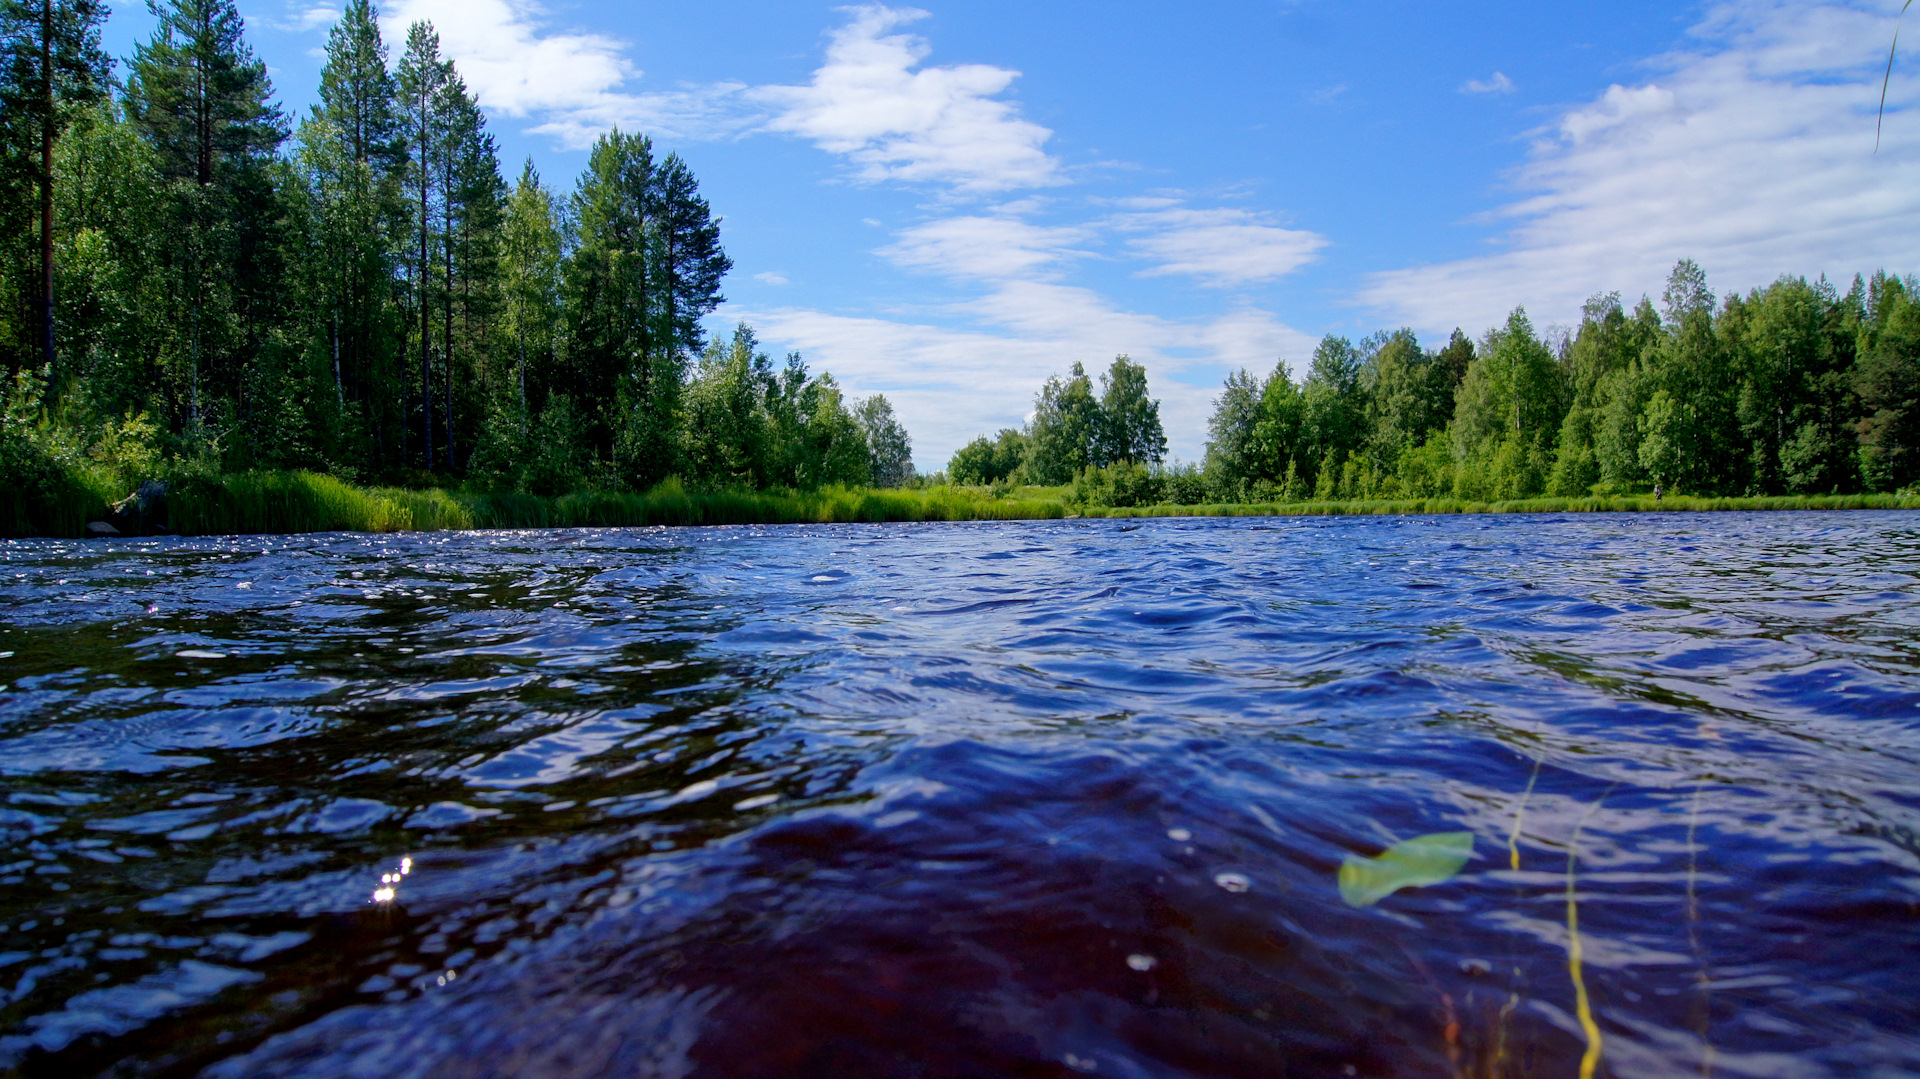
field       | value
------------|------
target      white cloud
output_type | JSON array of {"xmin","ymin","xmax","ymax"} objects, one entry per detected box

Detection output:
[
  {"xmin": 826, "ymin": 191, "xmax": 1326, "ymax": 463},
  {"xmin": 753, "ymin": 272, "xmax": 790, "ymax": 286},
  {"xmin": 1114, "ymin": 207, "xmax": 1328, "ymax": 286},
  {"xmin": 271, "ymin": 3, "xmax": 340, "ymax": 32},
  {"xmin": 728, "ymin": 270, "xmax": 1319, "ymax": 467},
  {"xmin": 1362, "ymin": 0, "xmax": 1920, "ymax": 337},
  {"xmin": 878, "ymin": 214, "xmax": 1091, "ymax": 279},
  {"xmin": 378, "ymin": 2, "xmax": 1056, "ymax": 186},
  {"xmin": 753, "ymin": 5, "xmax": 1060, "ymax": 192},
  {"xmin": 380, "ymin": 0, "xmax": 752, "ymax": 148},
  {"xmin": 1460, "ymin": 71, "xmax": 1515, "ymax": 95}
]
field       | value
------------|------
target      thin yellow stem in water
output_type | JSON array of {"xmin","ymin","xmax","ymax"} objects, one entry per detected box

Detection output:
[
  {"xmin": 1685, "ymin": 780, "xmax": 1715, "ymax": 1078},
  {"xmin": 1566, "ymin": 787, "xmax": 1613, "ymax": 1079},
  {"xmin": 1510, "ymin": 755, "xmax": 1542, "ymax": 871}
]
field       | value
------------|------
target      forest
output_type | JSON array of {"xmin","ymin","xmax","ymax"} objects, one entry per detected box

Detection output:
[
  {"xmin": 0, "ymin": 0, "xmax": 912, "ymax": 534},
  {"xmin": 4, "ymin": 0, "xmax": 1916, "ymax": 536},
  {"xmin": 950, "ymin": 261, "xmax": 1920, "ymax": 507}
]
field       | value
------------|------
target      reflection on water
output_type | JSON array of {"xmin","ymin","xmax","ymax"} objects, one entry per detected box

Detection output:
[{"xmin": 0, "ymin": 512, "xmax": 1918, "ymax": 1077}]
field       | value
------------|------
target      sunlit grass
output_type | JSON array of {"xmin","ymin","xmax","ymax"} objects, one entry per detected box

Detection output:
[
  {"xmin": 23, "ymin": 467, "xmax": 1920, "ymax": 538},
  {"xmin": 155, "ymin": 472, "xmax": 1068, "ymax": 536}
]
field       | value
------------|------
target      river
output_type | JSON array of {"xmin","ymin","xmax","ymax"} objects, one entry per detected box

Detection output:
[{"xmin": 2, "ymin": 512, "xmax": 1917, "ymax": 1077}]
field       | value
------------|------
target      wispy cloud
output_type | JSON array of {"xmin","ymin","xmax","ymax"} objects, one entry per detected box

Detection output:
[
  {"xmin": 1363, "ymin": 0, "xmax": 1920, "ymax": 337},
  {"xmin": 1307, "ymin": 83, "xmax": 1348, "ymax": 106},
  {"xmin": 753, "ymin": 272, "xmax": 790, "ymax": 286},
  {"xmin": 1114, "ymin": 207, "xmax": 1328, "ymax": 287},
  {"xmin": 752, "ymin": 5, "xmax": 1060, "ymax": 192},
  {"xmin": 878, "ymin": 213, "xmax": 1092, "ymax": 280},
  {"xmin": 730, "ymin": 290, "xmax": 1317, "ymax": 469},
  {"xmin": 264, "ymin": 1, "xmax": 340, "ymax": 32},
  {"xmin": 739, "ymin": 193, "xmax": 1324, "ymax": 465},
  {"xmin": 1460, "ymin": 71, "xmax": 1515, "ymax": 95}
]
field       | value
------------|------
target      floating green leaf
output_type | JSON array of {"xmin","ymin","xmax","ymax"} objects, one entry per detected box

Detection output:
[{"xmin": 1339, "ymin": 831, "xmax": 1475, "ymax": 908}]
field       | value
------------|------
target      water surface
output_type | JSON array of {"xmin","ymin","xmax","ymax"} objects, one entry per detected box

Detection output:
[{"xmin": 2, "ymin": 512, "xmax": 1918, "ymax": 1077}]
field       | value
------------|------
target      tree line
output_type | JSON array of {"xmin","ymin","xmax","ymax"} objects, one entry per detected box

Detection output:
[
  {"xmin": 951, "ymin": 261, "xmax": 1919, "ymax": 504},
  {"xmin": 0, "ymin": 0, "xmax": 912, "ymax": 506}
]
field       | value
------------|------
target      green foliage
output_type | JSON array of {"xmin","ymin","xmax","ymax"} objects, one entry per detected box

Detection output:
[
  {"xmin": 1067, "ymin": 461, "xmax": 1161, "ymax": 508},
  {"xmin": 1188, "ymin": 261, "xmax": 1912, "ymax": 506},
  {"xmin": 1856, "ymin": 276, "xmax": 1920, "ymax": 490},
  {"xmin": 950, "ymin": 427, "xmax": 1028, "ymax": 485},
  {"xmin": 0, "ymin": 365, "xmax": 113, "ymax": 535},
  {"xmin": 0, "ymin": 0, "xmax": 1911, "ymax": 536},
  {"xmin": 1025, "ymin": 361, "xmax": 1099, "ymax": 484},
  {"xmin": 854, "ymin": 393, "xmax": 913, "ymax": 487},
  {"xmin": 1018, "ymin": 354, "xmax": 1169, "ymax": 485},
  {"xmin": 1095, "ymin": 354, "xmax": 1166, "ymax": 465},
  {"xmin": 158, "ymin": 471, "xmax": 1069, "ymax": 533}
]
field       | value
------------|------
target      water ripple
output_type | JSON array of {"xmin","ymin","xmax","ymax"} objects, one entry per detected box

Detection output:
[{"xmin": 0, "ymin": 512, "xmax": 1917, "ymax": 1076}]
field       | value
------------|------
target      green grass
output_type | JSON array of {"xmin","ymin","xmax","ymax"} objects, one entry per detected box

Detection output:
[
  {"xmin": 155, "ymin": 472, "xmax": 1067, "ymax": 536},
  {"xmin": 13, "ymin": 470, "xmax": 1917, "ymax": 538},
  {"xmin": 1078, "ymin": 492, "xmax": 1920, "ymax": 518}
]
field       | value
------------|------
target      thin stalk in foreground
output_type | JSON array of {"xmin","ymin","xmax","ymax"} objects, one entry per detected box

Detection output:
[
  {"xmin": 1566, "ymin": 784, "xmax": 1616, "ymax": 1079},
  {"xmin": 1509, "ymin": 755, "xmax": 1543, "ymax": 871},
  {"xmin": 1879, "ymin": 0, "xmax": 1913, "ymax": 153},
  {"xmin": 1685, "ymin": 780, "xmax": 1716, "ymax": 1077}
]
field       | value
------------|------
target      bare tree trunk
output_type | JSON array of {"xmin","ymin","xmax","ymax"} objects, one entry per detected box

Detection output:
[
  {"xmin": 332, "ymin": 311, "xmax": 345, "ymax": 413},
  {"xmin": 444, "ymin": 203, "xmax": 454, "ymax": 471},
  {"xmin": 38, "ymin": 0, "xmax": 55, "ymax": 376},
  {"xmin": 419, "ymin": 103, "xmax": 433, "ymax": 469}
]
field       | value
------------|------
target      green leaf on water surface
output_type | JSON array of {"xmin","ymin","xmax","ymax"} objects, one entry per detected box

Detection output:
[{"xmin": 1339, "ymin": 831, "xmax": 1475, "ymax": 908}]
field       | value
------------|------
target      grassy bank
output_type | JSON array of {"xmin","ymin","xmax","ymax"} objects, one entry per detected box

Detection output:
[
  {"xmin": 1077, "ymin": 492, "xmax": 1920, "ymax": 518},
  {"xmin": 9, "ymin": 471, "xmax": 1918, "ymax": 539},
  {"xmin": 162, "ymin": 472, "xmax": 1068, "ymax": 536}
]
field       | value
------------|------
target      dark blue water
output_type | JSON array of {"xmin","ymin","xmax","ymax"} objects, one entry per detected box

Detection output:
[{"xmin": 2, "ymin": 512, "xmax": 1919, "ymax": 1078}]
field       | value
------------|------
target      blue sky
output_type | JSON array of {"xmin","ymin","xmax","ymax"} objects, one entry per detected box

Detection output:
[{"xmin": 101, "ymin": 0, "xmax": 1920, "ymax": 467}]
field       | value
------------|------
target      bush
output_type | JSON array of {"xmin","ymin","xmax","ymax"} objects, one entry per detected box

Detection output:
[
  {"xmin": 0, "ymin": 367, "xmax": 117, "ymax": 537},
  {"xmin": 1067, "ymin": 461, "xmax": 1165, "ymax": 507}
]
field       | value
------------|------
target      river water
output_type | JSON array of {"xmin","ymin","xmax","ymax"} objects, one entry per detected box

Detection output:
[{"xmin": 1, "ymin": 512, "xmax": 1917, "ymax": 1078}]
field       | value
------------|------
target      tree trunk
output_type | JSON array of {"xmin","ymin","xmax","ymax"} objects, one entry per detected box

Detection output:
[
  {"xmin": 419, "ymin": 101, "xmax": 433, "ymax": 469},
  {"xmin": 443, "ymin": 197, "xmax": 454, "ymax": 471},
  {"xmin": 332, "ymin": 311, "xmax": 345, "ymax": 413},
  {"xmin": 39, "ymin": 0, "xmax": 55, "ymax": 375}
]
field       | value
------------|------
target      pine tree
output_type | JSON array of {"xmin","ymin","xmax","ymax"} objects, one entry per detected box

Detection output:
[
  {"xmin": 317, "ymin": 0, "xmax": 402, "ymax": 175},
  {"xmin": 433, "ymin": 70, "xmax": 500, "ymax": 469},
  {"xmin": 396, "ymin": 21, "xmax": 450, "ymax": 466},
  {"xmin": 565, "ymin": 129, "xmax": 728, "ymax": 486},
  {"xmin": 308, "ymin": 0, "xmax": 403, "ymax": 463},
  {"xmin": 0, "ymin": 0, "xmax": 109, "ymax": 373},
  {"xmin": 499, "ymin": 160, "xmax": 559, "ymax": 431},
  {"xmin": 126, "ymin": 0, "xmax": 286, "ymax": 428}
]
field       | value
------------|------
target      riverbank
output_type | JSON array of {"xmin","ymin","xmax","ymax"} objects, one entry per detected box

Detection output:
[
  {"xmin": 1076, "ymin": 491, "xmax": 1920, "ymax": 518},
  {"xmin": 7, "ymin": 470, "xmax": 1917, "ymax": 538}
]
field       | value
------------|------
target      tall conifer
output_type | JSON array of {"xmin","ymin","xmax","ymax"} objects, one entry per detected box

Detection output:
[{"xmin": 0, "ymin": 0, "xmax": 109, "ymax": 373}]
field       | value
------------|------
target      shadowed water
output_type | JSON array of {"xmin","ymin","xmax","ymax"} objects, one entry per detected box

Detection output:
[{"xmin": 2, "ymin": 512, "xmax": 1918, "ymax": 1078}]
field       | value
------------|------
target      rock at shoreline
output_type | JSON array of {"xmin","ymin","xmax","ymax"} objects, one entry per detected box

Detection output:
[{"xmin": 105, "ymin": 480, "xmax": 171, "ymax": 536}]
